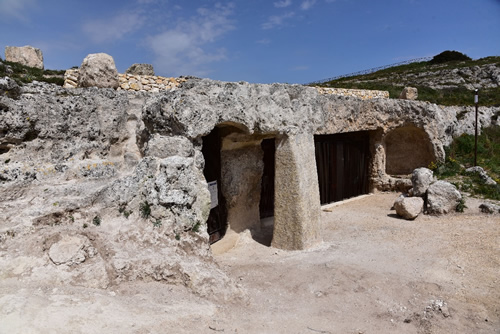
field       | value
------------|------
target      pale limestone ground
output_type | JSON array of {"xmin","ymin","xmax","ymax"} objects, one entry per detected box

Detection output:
[{"xmin": 1, "ymin": 192, "xmax": 499, "ymax": 334}]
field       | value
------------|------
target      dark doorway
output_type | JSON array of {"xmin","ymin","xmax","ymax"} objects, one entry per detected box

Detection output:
[
  {"xmin": 202, "ymin": 128, "xmax": 228, "ymax": 244},
  {"xmin": 259, "ymin": 138, "xmax": 275, "ymax": 218},
  {"xmin": 314, "ymin": 132, "xmax": 370, "ymax": 205}
]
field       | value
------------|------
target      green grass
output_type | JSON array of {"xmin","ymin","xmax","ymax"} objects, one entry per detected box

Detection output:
[
  {"xmin": 315, "ymin": 56, "xmax": 500, "ymax": 106},
  {"xmin": 139, "ymin": 201, "xmax": 151, "ymax": 219},
  {"xmin": 431, "ymin": 126, "xmax": 500, "ymax": 200},
  {"xmin": 0, "ymin": 58, "xmax": 65, "ymax": 86}
]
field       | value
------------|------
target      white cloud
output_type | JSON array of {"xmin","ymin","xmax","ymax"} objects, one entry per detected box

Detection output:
[
  {"xmin": 0, "ymin": 0, "xmax": 37, "ymax": 21},
  {"xmin": 256, "ymin": 39, "xmax": 271, "ymax": 45},
  {"xmin": 300, "ymin": 0, "xmax": 317, "ymax": 10},
  {"xmin": 83, "ymin": 12, "xmax": 145, "ymax": 43},
  {"xmin": 147, "ymin": 3, "xmax": 235, "ymax": 77},
  {"xmin": 262, "ymin": 11, "xmax": 295, "ymax": 30},
  {"xmin": 274, "ymin": 0, "xmax": 292, "ymax": 8}
]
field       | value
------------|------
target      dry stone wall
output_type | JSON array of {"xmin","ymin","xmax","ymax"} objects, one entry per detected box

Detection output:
[
  {"xmin": 63, "ymin": 68, "xmax": 187, "ymax": 92},
  {"xmin": 315, "ymin": 86, "xmax": 389, "ymax": 99}
]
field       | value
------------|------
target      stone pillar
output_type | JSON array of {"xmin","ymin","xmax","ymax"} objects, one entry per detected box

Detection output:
[{"xmin": 272, "ymin": 133, "xmax": 321, "ymax": 250}]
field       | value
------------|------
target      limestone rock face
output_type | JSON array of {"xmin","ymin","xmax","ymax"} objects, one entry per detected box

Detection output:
[
  {"xmin": 412, "ymin": 167, "xmax": 434, "ymax": 197},
  {"xmin": 0, "ymin": 75, "xmax": 495, "ymax": 299},
  {"xmin": 5, "ymin": 45, "xmax": 44, "ymax": 69},
  {"xmin": 426, "ymin": 181, "xmax": 462, "ymax": 214},
  {"xmin": 0, "ymin": 76, "xmax": 21, "ymax": 99},
  {"xmin": 79, "ymin": 53, "xmax": 119, "ymax": 89},
  {"xmin": 394, "ymin": 195, "xmax": 424, "ymax": 220},
  {"xmin": 399, "ymin": 87, "xmax": 418, "ymax": 100},
  {"xmin": 126, "ymin": 63, "xmax": 155, "ymax": 76}
]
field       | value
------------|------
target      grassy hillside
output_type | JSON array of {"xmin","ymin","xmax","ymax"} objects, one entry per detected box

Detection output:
[{"xmin": 313, "ymin": 56, "xmax": 500, "ymax": 107}]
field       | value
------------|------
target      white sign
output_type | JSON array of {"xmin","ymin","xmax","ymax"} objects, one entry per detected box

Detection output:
[{"xmin": 208, "ymin": 181, "xmax": 218, "ymax": 209}]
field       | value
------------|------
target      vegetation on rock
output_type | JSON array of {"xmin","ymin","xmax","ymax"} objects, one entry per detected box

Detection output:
[
  {"xmin": 315, "ymin": 52, "xmax": 500, "ymax": 107},
  {"xmin": 0, "ymin": 57, "xmax": 65, "ymax": 86},
  {"xmin": 429, "ymin": 50, "xmax": 472, "ymax": 64},
  {"xmin": 430, "ymin": 126, "xmax": 500, "ymax": 200}
]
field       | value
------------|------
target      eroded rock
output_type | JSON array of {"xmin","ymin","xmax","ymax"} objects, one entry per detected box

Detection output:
[
  {"xmin": 78, "ymin": 53, "xmax": 119, "ymax": 89},
  {"xmin": 412, "ymin": 167, "xmax": 434, "ymax": 197},
  {"xmin": 126, "ymin": 63, "xmax": 155, "ymax": 76},
  {"xmin": 399, "ymin": 87, "xmax": 418, "ymax": 100},
  {"xmin": 48, "ymin": 234, "xmax": 95, "ymax": 266},
  {"xmin": 5, "ymin": 45, "xmax": 44, "ymax": 69},
  {"xmin": 466, "ymin": 166, "xmax": 497, "ymax": 185},
  {"xmin": 479, "ymin": 202, "xmax": 500, "ymax": 214},
  {"xmin": 394, "ymin": 195, "xmax": 424, "ymax": 220},
  {"xmin": 426, "ymin": 181, "xmax": 462, "ymax": 214}
]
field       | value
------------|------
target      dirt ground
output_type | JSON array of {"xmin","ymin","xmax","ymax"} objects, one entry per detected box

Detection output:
[{"xmin": 1, "ymin": 192, "xmax": 499, "ymax": 333}]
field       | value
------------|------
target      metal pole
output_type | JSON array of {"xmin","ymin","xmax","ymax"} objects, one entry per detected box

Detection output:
[{"xmin": 474, "ymin": 89, "xmax": 478, "ymax": 166}]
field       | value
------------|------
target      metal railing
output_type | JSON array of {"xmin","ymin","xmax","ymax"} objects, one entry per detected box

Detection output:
[{"xmin": 306, "ymin": 56, "xmax": 433, "ymax": 85}]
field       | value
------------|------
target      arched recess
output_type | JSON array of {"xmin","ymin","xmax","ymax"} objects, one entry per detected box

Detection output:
[{"xmin": 384, "ymin": 126, "xmax": 436, "ymax": 175}]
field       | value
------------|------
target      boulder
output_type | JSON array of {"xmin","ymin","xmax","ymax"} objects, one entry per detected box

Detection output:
[
  {"xmin": 399, "ymin": 87, "xmax": 418, "ymax": 100},
  {"xmin": 412, "ymin": 167, "xmax": 433, "ymax": 197},
  {"xmin": 126, "ymin": 63, "xmax": 155, "ymax": 76},
  {"xmin": 466, "ymin": 166, "xmax": 497, "ymax": 185},
  {"xmin": 479, "ymin": 203, "xmax": 500, "ymax": 214},
  {"xmin": 78, "ymin": 53, "xmax": 119, "ymax": 89},
  {"xmin": 5, "ymin": 45, "xmax": 44, "ymax": 69},
  {"xmin": 426, "ymin": 181, "xmax": 462, "ymax": 214},
  {"xmin": 394, "ymin": 195, "xmax": 424, "ymax": 220}
]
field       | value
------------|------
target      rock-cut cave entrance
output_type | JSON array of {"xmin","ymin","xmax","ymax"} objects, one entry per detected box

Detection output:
[
  {"xmin": 202, "ymin": 125, "xmax": 275, "ymax": 246},
  {"xmin": 314, "ymin": 131, "xmax": 371, "ymax": 205}
]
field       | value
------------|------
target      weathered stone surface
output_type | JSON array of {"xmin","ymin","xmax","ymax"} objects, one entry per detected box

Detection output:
[
  {"xmin": 222, "ymin": 143, "xmax": 263, "ymax": 233},
  {"xmin": 426, "ymin": 181, "xmax": 462, "ymax": 214},
  {"xmin": 399, "ymin": 87, "xmax": 418, "ymax": 100},
  {"xmin": 78, "ymin": 53, "xmax": 119, "ymax": 89},
  {"xmin": 479, "ymin": 202, "xmax": 500, "ymax": 214},
  {"xmin": 144, "ymin": 134, "xmax": 193, "ymax": 158},
  {"xmin": 48, "ymin": 234, "xmax": 93, "ymax": 265},
  {"xmin": 394, "ymin": 195, "xmax": 424, "ymax": 220},
  {"xmin": 0, "ymin": 76, "xmax": 21, "ymax": 99},
  {"xmin": 412, "ymin": 167, "xmax": 434, "ymax": 197},
  {"xmin": 0, "ymin": 74, "xmax": 496, "ymax": 300},
  {"xmin": 5, "ymin": 45, "xmax": 44, "ymax": 69},
  {"xmin": 273, "ymin": 133, "xmax": 321, "ymax": 250},
  {"xmin": 466, "ymin": 166, "xmax": 497, "ymax": 185},
  {"xmin": 126, "ymin": 63, "xmax": 155, "ymax": 76}
]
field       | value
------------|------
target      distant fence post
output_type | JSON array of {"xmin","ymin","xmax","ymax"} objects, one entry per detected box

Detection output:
[{"xmin": 474, "ymin": 89, "xmax": 479, "ymax": 166}]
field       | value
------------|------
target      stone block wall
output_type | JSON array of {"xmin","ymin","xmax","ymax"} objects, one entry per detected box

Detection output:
[
  {"xmin": 63, "ymin": 68, "xmax": 186, "ymax": 92},
  {"xmin": 316, "ymin": 86, "xmax": 389, "ymax": 99}
]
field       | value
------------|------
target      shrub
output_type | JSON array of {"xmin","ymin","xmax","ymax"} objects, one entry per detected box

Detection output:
[
  {"xmin": 92, "ymin": 215, "xmax": 101, "ymax": 226},
  {"xmin": 429, "ymin": 50, "xmax": 472, "ymax": 64},
  {"xmin": 456, "ymin": 198, "xmax": 467, "ymax": 212},
  {"xmin": 139, "ymin": 201, "xmax": 151, "ymax": 219}
]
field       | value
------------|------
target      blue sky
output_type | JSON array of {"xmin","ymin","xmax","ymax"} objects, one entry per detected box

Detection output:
[{"xmin": 1, "ymin": 0, "xmax": 499, "ymax": 84}]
